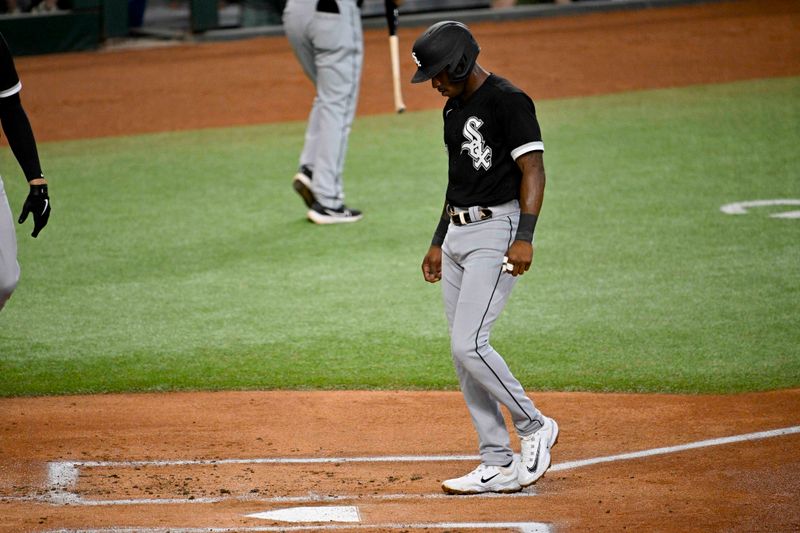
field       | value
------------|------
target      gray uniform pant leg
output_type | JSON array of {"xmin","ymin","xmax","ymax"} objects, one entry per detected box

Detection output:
[
  {"xmin": 283, "ymin": 0, "xmax": 363, "ymax": 209},
  {"xmin": 441, "ymin": 211, "xmax": 543, "ymax": 466},
  {"xmin": 0, "ymin": 175, "xmax": 20, "ymax": 311}
]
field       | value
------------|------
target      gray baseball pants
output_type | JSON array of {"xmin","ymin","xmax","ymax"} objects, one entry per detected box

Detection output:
[
  {"xmin": 441, "ymin": 199, "xmax": 545, "ymax": 466},
  {"xmin": 282, "ymin": 0, "xmax": 363, "ymax": 209},
  {"xmin": 0, "ymin": 175, "xmax": 20, "ymax": 311}
]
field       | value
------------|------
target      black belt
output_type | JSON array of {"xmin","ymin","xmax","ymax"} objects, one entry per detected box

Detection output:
[{"xmin": 448, "ymin": 205, "xmax": 493, "ymax": 226}]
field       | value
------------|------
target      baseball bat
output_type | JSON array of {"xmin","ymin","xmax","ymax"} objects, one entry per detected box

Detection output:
[{"xmin": 384, "ymin": 0, "xmax": 406, "ymax": 114}]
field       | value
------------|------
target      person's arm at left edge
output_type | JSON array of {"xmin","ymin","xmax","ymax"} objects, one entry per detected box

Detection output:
[
  {"xmin": 505, "ymin": 150, "xmax": 545, "ymax": 276},
  {"xmin": 0, "ymin": 88, "xmax": 50, "ymax": 238}
]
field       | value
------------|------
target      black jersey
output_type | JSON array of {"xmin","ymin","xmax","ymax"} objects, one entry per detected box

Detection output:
[
  {"xmin": 0, "ymin": 33, "xmax": 21, "ymax": 99},
  {"xmin": 443, "ymin": 74, "xmax": 543, "ymax": 207}
]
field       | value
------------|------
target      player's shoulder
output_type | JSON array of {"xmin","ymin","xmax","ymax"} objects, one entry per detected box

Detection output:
[
  {"xmin": 481, "ymin": 74, "xmax": 535, "ymax": 111},
  {"xmin": 0, "ymin": 33, "xmax": 21, "ymax": 98},
  {"xmin": 482, "ymin": 74, "xmax": 535, "ymax": 116},
  {"xmin": 484, "ymin": 74, "xmax": 528, "ymax": 98}
]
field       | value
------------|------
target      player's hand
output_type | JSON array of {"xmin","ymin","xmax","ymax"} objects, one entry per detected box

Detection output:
[
  {"xmin": 18, "ymin": 183, "xmax": 51, "ymax": 238},
  {"xmin": 504, "ymin": 240, "xmax": 533, "ymax": 276},
  {"xmin": 422, "ymin": 245, "xmax": 442, "ymax": 283}
]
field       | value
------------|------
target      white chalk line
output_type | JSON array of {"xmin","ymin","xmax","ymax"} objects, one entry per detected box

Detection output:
[
  {"xmin": 6, "ymin": 424, "xmax": 799, "ymax": 509},
  {"xmin": 72, "ymin": 454, "xmax": 481, "ymax": 468},
  {"xmin": 720, "ymin": 198, "xmax": 800, "ymax": 218},
  {"xmin": 42, "ymin": 523, "xmax": 552, "ymax": 533},
  {"xmin": 4, "ymin": 489, "xmax": 539, "ymax": 506},
  {"xmin": 550, "ymin": 424, "xmax": 800, "ymax": 472}
]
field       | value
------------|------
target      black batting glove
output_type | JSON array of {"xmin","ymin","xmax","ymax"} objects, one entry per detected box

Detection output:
[{"xmin": 18, "ymin": 183, "xmax": 51, "ymax": 238}]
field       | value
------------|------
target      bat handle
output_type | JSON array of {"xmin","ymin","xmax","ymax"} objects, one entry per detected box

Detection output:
[{"xmin": 389, "ymin": 34, "xmax": 406, "ymax": 113}]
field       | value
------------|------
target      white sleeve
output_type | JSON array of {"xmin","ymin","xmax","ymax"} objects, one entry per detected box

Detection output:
[
  {"xmin": 511, "ymin": 141, "xmax": 544, "ymax": 160},
  {"xmin": 0, "ymin": 80, "xmax": 21, "ymax": 99}
]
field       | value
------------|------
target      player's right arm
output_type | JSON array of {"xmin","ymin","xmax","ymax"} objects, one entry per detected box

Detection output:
[{"xmin": 422, "ymin": 201, "xmax": 449, "ymax": 283}]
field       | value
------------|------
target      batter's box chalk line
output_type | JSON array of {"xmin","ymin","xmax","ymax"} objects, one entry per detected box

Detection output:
[
  {"xmin": 42, "ymin": 524, "xmax": 553, "ymax": 533},
  {"xmin": 24, "ymin": 424, "xmax": 800, "ymax": 512}
]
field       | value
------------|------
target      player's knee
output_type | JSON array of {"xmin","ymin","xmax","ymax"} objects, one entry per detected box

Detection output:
[
  {"xmin": 0, "ymin": 265, "xmax": 20, "ymax": 306},
  {"xmin": 450, "ymin": 336, "xmax": 489, "ymax": 363}
]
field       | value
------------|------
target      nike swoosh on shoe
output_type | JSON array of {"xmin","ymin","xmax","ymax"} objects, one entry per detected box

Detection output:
[
  {"xmin": 480, "ymin": 473, "xmax": 499, "ymax": 483},
  {"xmin": 527, "ymin": 440, "xmax": 542, "ymax": 473}
]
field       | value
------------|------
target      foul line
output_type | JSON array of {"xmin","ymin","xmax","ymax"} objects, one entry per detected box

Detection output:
[{"xmin": 550, "ymin": 424, "xmax": 800, "ymax": 472}]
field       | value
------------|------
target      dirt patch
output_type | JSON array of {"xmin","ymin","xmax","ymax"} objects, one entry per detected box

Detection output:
[
  {"xmin": 11, "ymin": 0, "xmax": 800, "ymax": 142},
  {"xmin": 2, "ymin": 0, "xmax": 800, "ymax": 531},
  {"xmin": 1, "ymin": 390, "xmax": 799, "ymax": 531}
]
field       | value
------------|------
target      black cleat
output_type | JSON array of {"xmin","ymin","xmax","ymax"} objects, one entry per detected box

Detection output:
[{"xmin": 307, "ymin": 201, "xmax": 363, "ymax": 224}]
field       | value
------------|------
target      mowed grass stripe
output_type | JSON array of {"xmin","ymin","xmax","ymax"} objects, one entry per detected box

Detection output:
[{"xmin": 0, "ymin": 77, "xmax": 798, "ymax": 395}]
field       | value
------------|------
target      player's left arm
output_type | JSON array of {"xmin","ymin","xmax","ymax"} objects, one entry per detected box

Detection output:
[
  {"xmin": 0, "ymin": 33, "xmax": 50, "ymax": 238},
  {"xmin": 0, "ymin": 92, "xmax": 51, "ymax": 238},
  {"xmin": 505, "ymin": 150, "xmax": 545, "ymax": 276}
]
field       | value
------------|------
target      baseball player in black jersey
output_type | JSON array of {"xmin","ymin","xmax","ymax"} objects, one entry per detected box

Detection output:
[
  {"xmin": 412, "ymin": 22, "xmax": 558, "ymax": 495},
  {"xmin": 0, "ymin": 33, "xmax": 51, "ymax": 312}
]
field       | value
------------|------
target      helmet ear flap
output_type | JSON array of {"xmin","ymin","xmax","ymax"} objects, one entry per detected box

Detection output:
[
  {"xmin": 449, "ymin": 50, "xmax": 477, "ymax": 83},
  {"xmin": 450, "ymin": 55, "xmax": 469, "ymax": 82}
]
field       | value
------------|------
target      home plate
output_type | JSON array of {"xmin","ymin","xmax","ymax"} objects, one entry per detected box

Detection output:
[{"xmin": 246, "ymin": 505, "xmax": 361, "ymax": 523}]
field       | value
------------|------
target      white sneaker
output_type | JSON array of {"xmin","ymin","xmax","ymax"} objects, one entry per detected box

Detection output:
[
  {"xmin": 441, "ymin": 461, "xmax": 522, "ymax": 495},
  {"xmin": 518, "ymin": 416, "xmax": 559, "ymax": 487}
]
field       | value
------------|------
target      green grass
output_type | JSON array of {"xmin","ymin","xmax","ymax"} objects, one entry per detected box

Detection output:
[{"xmin": 1, "ymin": 77, "xmax": 798, "ymax": 396}]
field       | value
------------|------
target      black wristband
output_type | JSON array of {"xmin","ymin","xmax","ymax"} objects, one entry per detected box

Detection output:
[
  {"xmin": 431, "ymin": 215, "xmax": 450, "ymax": 247},
  {"xmin": 514, "ymin": 213, "xmax": 538, "ymax": 242},
  {"xmin": 30, "ymin": 183, "xmax": 48, "ymax": 196}
]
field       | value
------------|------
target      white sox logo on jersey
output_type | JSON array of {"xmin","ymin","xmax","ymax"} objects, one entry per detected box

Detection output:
[{"xmin": 460, "ymin": 116, "xmax": 492, "ymax": 170}]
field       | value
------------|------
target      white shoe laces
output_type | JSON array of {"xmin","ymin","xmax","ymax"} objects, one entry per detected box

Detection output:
[
  {"xmin": 468, "ymin": 463, "xmax": 491, "ymax": 476},
  {"xmin": 521, "ymin": 424, "xmax": 547, "ymax": 458}
]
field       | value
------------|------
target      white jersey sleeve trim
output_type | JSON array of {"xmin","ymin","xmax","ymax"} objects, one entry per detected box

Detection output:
[
  {"xmin": 511, "ymin": 141, "xmax": 544, "ymax": 160},
  {"xmin": 0, "ymin": 81, "xmax": 21, "ymax": 99}
]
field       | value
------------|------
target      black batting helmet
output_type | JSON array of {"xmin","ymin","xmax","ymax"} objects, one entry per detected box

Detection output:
[{"xmin": 410, "ymin": 21, "xmax": 480, "ymax": 84}]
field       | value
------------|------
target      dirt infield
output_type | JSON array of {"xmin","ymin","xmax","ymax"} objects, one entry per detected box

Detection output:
[
  {"xmin": 1, "ymin": 390, "xmax": 799, "ymax": 531},
  {"xmin": 12, "ymin": 0, "xmax": 800, "ymax": 142},
  {"xmin": 2, "ymin": 0, "xmax": 800, "ymax": 531}
]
